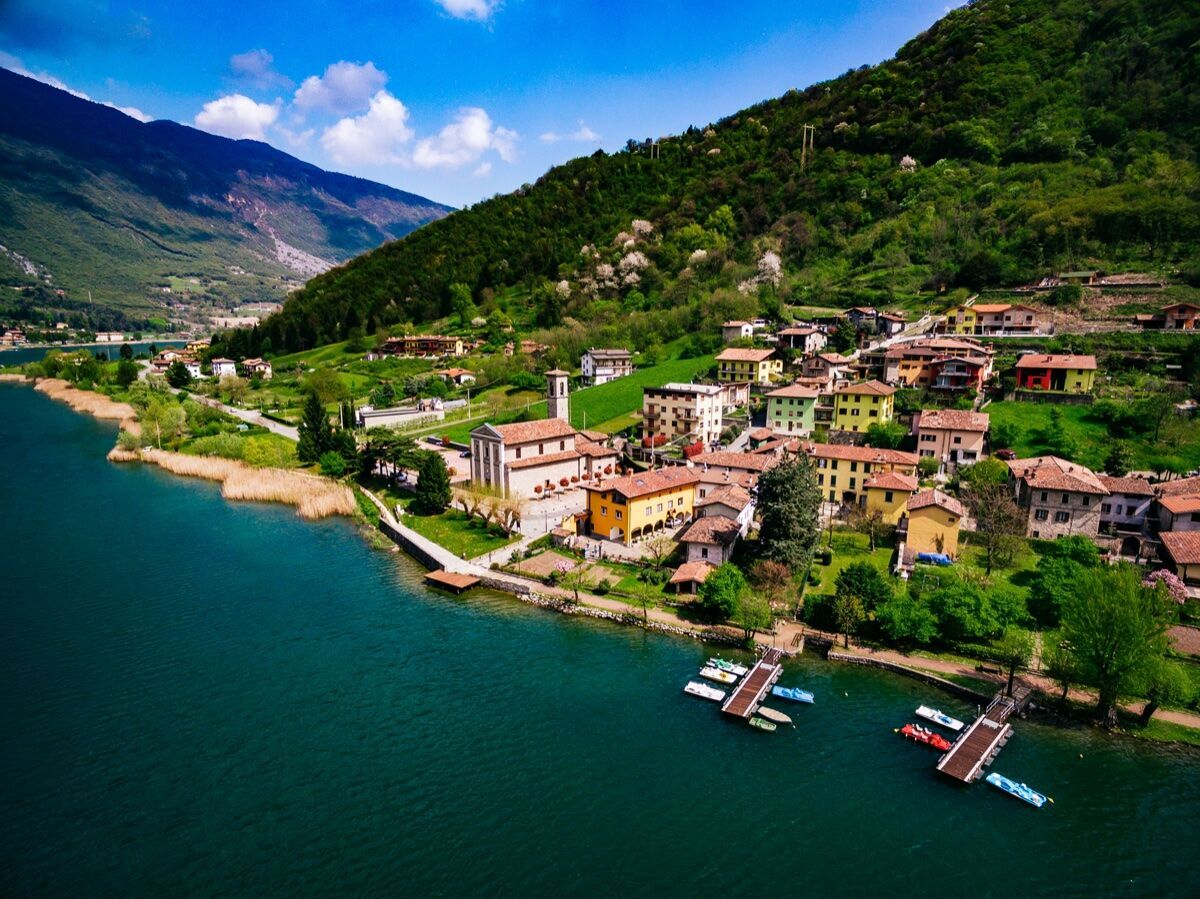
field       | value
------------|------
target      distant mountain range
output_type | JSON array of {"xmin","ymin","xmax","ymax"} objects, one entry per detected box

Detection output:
[{"xmin": 0, "ymin": 67, "xmax": 452, "ymax": 328}]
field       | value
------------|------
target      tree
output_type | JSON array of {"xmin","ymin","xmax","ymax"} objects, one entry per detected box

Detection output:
[
  {"xmin": 848, "ymin": 506, "xmax": 890, "ymax": 552},
  {"xmin": 1043, "ymin": 407, "xmax": 1077, "ymax": 460},
  {"xmin": 733, "ymin": 590, "xmax": 773, "ymax": 643},
  {"xmin": 876, "ymin": 593, "xmax": 939, "ymax": 645},
  {"xmin": 557, "ymin": 563, "xmax": 589, "ymax": 605},
  {"xmin": 755, "ymin": 455, "xmax": 821, "ymax": 572},
  {"xmin": 963, "ymin": 479, "xmax": 1025, "ymax": 573},
  {"xmin": 863, "ymin": 420, "xmax": 907, "ymax": 449},
  {"xmin": 297, "ymin": 392, "xmax": 333, "ymax": 464},
  {"xmin": 963, "ymin": 457, "xmax": 1010, "ymax": 488},
  {"xmin": 835, "ymin": 561, "xmax": 892, "ymax": 610},
  {"xmin": 1103, "ymin": 442, "xmax": 1134, "ymax": 477},
  {"xmin": 119, "ymin": 342, "xmax": 133, "ymax": 360},
  {"xmin": 304, "ymin": 367, "xmax": 349, "ymax": 406},
  {"xmin": 916, "ymin": 455, "xmax": 940, "ymax": 478},
  {"xmin": 219, "ymin": 374, "xmax": 249, "ymax": 404},
  {"xmin": 1041, "ymin": 633, "xmax": 1079, "ymax": 703},
  {"xmin": 1136, "ymin": 658, "xmax": 1191, "ymax": 726},
  {"xmin": 644, "ymin": 533, "xmax": 676, "ymax": 569},
  {"xmin": 995, "ymin": 627, "xmax": 1035, "ymax": 697},
  {"xmin": 750, "ymin": 559, "xmax": 793, "ymax": 611},
  {"xmin": 413, "ymin": 451, "xmax": 451, "ymax": 514},
  {"xmin": 832, "ymin": 594, "xmax": 865, "ymax": 647},
  {"xmin": 631, "ymin": 581, "xmax": 659, "ymax": 623},
  {"xmin": 1059, "ymin": 565, "xmax": 1172, "ymax": 728},
  {"xmin": 449, "ymin": 282, "xmax": 477, "ymax": 327},
  {"xmin": 698, "ymin": 563, "xmax": 748, "ymax": 620},
  {"xmin": 1028, "ymin": 535, "xmax": 1100, "ymax": 625},
  {"xmin": 140, "ymin": 397, "xmax": 186, "ymax": 449},
  {"xmin": 319, "ymin": 451, "xmax": 346, "ymax": 477},
  {"xmin": 115, "ymin": 359, "xmax": 139, "ymax": 387},
  {"xmin": 166, "ymin": 360, "xmax": 192, "ymax": 388},
  {"xmin": 989, "ymin": 420, "xmax": 1020, "ymax": 450}
]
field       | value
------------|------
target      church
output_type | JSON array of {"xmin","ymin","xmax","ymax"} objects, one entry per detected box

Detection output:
[{"xmin": 469, "ymin": 371, "xmax": 620, "ymax": 498}]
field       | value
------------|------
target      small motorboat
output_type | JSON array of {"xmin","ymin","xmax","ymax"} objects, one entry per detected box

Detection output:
[
  {"xmin": 915, "ymin": 705, "xmax": 964, "ymax": 731},
  {"xmin": 684, "ymin": 680, "xmax": 726, "ymax": 701},
  {"xmin": 986, "ymin": 772, "xmax": 1050, "ymax": 808},
  {"xmin": 707, "ymin": 657, "xmax": 749, "ymax": 677},
  {"xmin": 699, "ymin": 666, "xmax": 737, "ymax": 685},
  {"xmin": 748, "ymin": 716, "xmax": 777, "ymax": 732},
  {"xmin": 756, "ymin": 706, "xmax": 793, "ymax": 726},
  {"xmin": 771, "ymin": 685, "xmax": 815, "ymax": 704},
  {"xmin": 897, "ymin": 723, "xmax": 953, "ymax": 752}
]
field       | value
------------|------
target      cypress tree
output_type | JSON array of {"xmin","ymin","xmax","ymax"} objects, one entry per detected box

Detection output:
[
  {"xmin": 755, "ymin": 455, "xmax": 822, "ymax": 572},
  {"xmin": 413, "ymin": 451, "xmax": 451, "ymax": 514},
  {"xmin": 297, "ymin": 392, "xmax": 332, "ymax": 463}
]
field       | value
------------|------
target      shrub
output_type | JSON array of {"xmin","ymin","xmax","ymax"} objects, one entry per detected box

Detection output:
[
  {"xmin": 189, "ymin": 432, "xmax": 246, "ymax": 460},
  {"xmin": 594, "ymin": 579, "xmax": 612, "ymax": 596},
  {"xmin": 243, "ymin": 435, "xmax": 297, "ymax": 468},
  {"xmin": 319, "ymin": 451, "xmax": 347, "ymax": 477}
]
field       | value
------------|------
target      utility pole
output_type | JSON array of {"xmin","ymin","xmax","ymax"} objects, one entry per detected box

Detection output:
[{"xmin": 800, "ymin": 124, "xmax": 815, "ymax": 169}]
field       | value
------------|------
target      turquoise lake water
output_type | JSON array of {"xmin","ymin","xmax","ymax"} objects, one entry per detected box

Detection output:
[
  {"xmin": 0, "ymin": 341, "xmax": 186, "ymax": 366},
  {"xmin": 1, "ymin": 383, "xmax": 1198, "ymax": 897}
]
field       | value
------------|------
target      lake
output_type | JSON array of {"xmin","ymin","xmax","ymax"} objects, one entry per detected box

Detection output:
[{"xmin": 1, "ymin": 383, "xmax": 1197, "ymax": 897}]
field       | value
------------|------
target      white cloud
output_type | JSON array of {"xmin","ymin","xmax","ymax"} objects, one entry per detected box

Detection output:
[
  {"xmin": 0, "ymin": 51, "xmax": 152, "ymax": 122},
  {"xmin": 194, "ymin": 94, "xmax": 280, "ymax": 141},
  {"xmin": 229, "ymin": 49, "xmax": 292, "ymax": 90},
  {"xmin": 473, "ymin": 161, "xmax": 492, "ymax": 177},
  {"xmin": 413, "ymin": 107, "xmax": 517, "ymax": 169},
  {"xmin": 433, "ymin": 0, "xmax": 501, "ymax": 21},
  {"xmin": 320, "ymin": 90, "xmax": 413, "ymax": 165},
  {"xmin": 539, "ymin": 122, "xmax": 601, "ymax": 144},
  {"xmin": 293, "ymin": 61, "xmax": 387, "ymax": 116}
]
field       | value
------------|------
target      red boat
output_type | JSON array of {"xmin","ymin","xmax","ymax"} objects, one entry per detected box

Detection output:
[{"xmin": 897, "ymin": 723, "xmax": 953, "ymax": 752}]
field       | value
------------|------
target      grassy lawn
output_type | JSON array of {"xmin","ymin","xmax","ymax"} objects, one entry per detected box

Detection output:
[
  {"xmin": 272, "ymin": 340, "xmax": 357, "ymax": 367},
  {"xmin": 811, "ymin": 530, "xmax": 894, "ymax": 595},
  {"xmin": 1133, "ymin": 718, "xmax": 1200, "ymax": 748},
  {"xmin": 400, "ymin": 500, "xmax": 519, "ymax": 558},
  {"xmin": 985, "ymin": 400, "xmax": 1200, "ymax": 472}
]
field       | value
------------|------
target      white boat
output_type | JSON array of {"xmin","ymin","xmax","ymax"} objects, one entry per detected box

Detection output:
[
  {"xmin": 755, "ymin": 706, "xmax": 793, "ymax": 726},
  {"xmin": 699, "ymin": 666, "xmax": 737, "ymax": 685},
  {"xmin": 707, "ymin": 657, "xmax": 749, "ymax": 677},
  {"xmin": 915, "ymin": 705, "xmax": 965, "ymax": 731},
  {"xmin": 684, "ymin": 681, "xmax": 726, "ymax": 701}
]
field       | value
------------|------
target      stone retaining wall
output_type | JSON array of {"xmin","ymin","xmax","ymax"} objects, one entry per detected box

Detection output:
[
  {"xmin": 826, "ymin": 650, "xmax": 993, "ymax": 703},
  {"xmin": 378, "ymin": 517, "xmax": 446, "ymax": 572}
]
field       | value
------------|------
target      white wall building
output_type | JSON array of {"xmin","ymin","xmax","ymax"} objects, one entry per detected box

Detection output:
[{"xmin": 580, "ymin": 348, "xmax": 633, "ymax": 386}]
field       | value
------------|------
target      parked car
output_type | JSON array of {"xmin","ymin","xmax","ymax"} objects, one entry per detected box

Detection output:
[
  {"xmin": 994, "ymin": 448, "xmax": 1017, "ymax": 460},
  {"xmin": 459, "ymin": 450, "xmax": 472, "ymax": 458}
]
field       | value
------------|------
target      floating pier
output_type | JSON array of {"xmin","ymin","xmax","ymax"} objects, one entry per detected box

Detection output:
[
  {"xmin": 936, "ymin": 691, "xmax": 1022, "ymax": 783},
  {"xmin": 720, "ymin": 648, "xmax": 784, "ymax": 719},
  {"xmin": 424, "ymin": 570, "xmax": 481, "ymax": 594}
]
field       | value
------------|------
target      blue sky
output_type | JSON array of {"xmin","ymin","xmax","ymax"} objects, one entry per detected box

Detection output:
[{"xmin": 0, "ymin": 0, "xmax": 956, "ymax": 207}]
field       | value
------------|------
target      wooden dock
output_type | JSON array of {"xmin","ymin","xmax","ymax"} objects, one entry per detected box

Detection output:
[
  {"xmin": 720, "ymin": 649, "xmax": 784, "ymax": 719},
  {"xmin": 424, "ymin": 570, "xmax": 481, "ymax": 594},
  {"xmin": 935, "ymin": 693, "xmax": 1017, "ymax": 783}
]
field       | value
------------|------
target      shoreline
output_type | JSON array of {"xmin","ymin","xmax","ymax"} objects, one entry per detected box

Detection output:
[{"xmin": 10, "ymin": 375, "xmax": 1200, "ymax": 746}]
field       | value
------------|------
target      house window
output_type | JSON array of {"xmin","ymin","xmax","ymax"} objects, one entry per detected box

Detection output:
[
  {"xmin": 1061, "ymin": 493, "xmax": 1069, "ymax": 505},
  {"xmin": 645, "ymin": 507, "xmax": 652, "ymax": 517},
  {"xmin": 1055, "ymin": 511, "xmax": 1070, "ymax": 523},
  {"xmin": 657, "ymin": 503, "xmax": 663, "ymax": 512},
  {"xmin": 1101, "ymin": 503, "xmax": 1111, "ymax": 514},
  {"xmin": 885, "ymin": 491, "xmax": 894, "ymax": 503},
  {"xmin": 1040, "ymin": 492, "xmax": 1048, "ymax": 502},
  {"xmin": 560, "ymin": 440, "xmax": 566, "ymax": 451},
  {"xmin": 701, "ymin": 547, "xmax": 709, "ymax": 559},
  {"xmin": 1032, "ymin": 530, "xmax": 1040, "ymax": 539},
  {"xmin": 601, "ymin": 506, "xmax": 608, "ymax": 516},
  {"xmin": 952, "ymin": 436, "xmax": 961, "ymax": 444},
  {"xmin": 616, "ymin": 510, "xmax": 623, "ymax": 520},
  {"xmin": 539, "ymin": 443, "xmax": 544, "ymax": 454},
  {"xmin": 830, "ymin": 476, "xmax": 838, "ymax": 487},
  {"xmin": 850, "ymin": 462, "xmax": 858, "ymax": 472},
  {"xmin": 515, "ymin": 447, "xmax": 522, "ymax": 459},
  {"xmin": 1081, "ymin": 496, "xmax": 1090, "ymax": 507},
  {"xmin": 1035, "ymin": 509, "xmax": 1049, "ymax": 521}
]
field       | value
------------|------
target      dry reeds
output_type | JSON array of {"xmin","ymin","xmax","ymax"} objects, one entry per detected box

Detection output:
[
  {"xmin": 106, "ymin": 447, "xmax": 142, "ymax": 463},
  {"xmin": 35, "ymin": 378, "xmax": 136, "ymax": 421},
  {"xmin": 0, "ymin": 373, "xmax": 28, "ymax": 382},
  {"xmin": 139, "ymin": 449, "xmax": 356, "ymax": 519}
]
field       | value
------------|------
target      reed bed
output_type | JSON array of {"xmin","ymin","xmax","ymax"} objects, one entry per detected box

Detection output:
[
  {"xmin": 0, "ymin": 373, "xmax": 28, "ymax": 382},
  {"xmin": 106, "ymin": 447, "xmax": 142, "ymax": 463},
  {"xmin": 35, "ymin": 378, "xmax": 136, "ymax": 421},
  {"xmin": 139, "ymin": 449, "xmax": 356, "ymax": 519}
]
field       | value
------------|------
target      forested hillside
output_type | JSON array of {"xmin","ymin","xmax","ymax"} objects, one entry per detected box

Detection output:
[{"xmin": 259, "ymin": 0, "xmax": 1199, "ymax": 352}]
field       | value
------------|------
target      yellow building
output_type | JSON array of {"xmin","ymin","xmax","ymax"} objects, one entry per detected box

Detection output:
[
  {"xmin": 808, "ymin": 443, "xmax": 920, "ymax": 507},
  {"xmin": 715, "ymin": 348, "xmax": 783, "ymax": 385},
  {"xmin": 903, "ymin": 490, "xmax": 965, "ymax": 559},
  {"xmin": 832, "ymin": 380, "xmax": 895, "ymax": 432},
  {"xmin": 585, "ymin": 467, "xmax": 701, "ymax": 545},
  {"xmin": 943, "ymin": 304, "xmax": 978, "ymax": 335},
  {"xmin": 864, "ymin": 472, "xmax": 918, "ymax": 524}
]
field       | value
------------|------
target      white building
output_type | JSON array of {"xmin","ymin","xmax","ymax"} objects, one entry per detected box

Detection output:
[
  {"xmin": 776, "ymin": 326, "xmax": 827, "ymax": 355},
  {"xmin": 1097, "ymin": 475, "xmax": 1154, "ymax": 534},
  {"xmin": 210, "ymin": 358, "xmax": 237, "ymax": 378},
  {"xmin": 641, "ymin": 382, "xmax": 726, "ymax": 447},
  {"xmin": 580, "ymin": 348, "xmax": 633, "ymax": 386}
]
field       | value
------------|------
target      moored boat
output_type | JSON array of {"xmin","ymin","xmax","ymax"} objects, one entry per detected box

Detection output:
[
  {"xmin": 771, "ymin": 685, "xmax": 815, "ymax": 704},
  {"xmin": 707, "ymin": 657, "xmax": 749, "ymax": 677},
  {"xmin": 756, "ymin": 706, "xmax": 793, "ymax": 726},
  {"xmin": 915, "ymin": 705, "xmax": 964, "ymax": 731},
  {"xmin": 897, "ymin": 723, "xmax": 953, "ymax": 752},
  {"xmin": 985, "ymin": 772, "xmax": 1050, "ymax": 808},
  {"xmin": 684, "ymin": 680, "xmax": 726, "ymax": 701},
  {"xmin": 748, "ymin": 716, "xmax": 777, "ymax": 732},
  {"xmin": 699, "ymin": 666, "xmax": 737, "ymax": 685}
]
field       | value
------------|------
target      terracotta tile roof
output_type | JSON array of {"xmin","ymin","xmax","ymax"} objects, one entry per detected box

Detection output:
[
  {"xmin": 814, "ymin": 352, "xmax": 854, "ymax": 364},
  {"xmin": 1097, "ymin": 475, "xmax": 1154, "ymax": 496},
  {"xmin": 585, "ymin": 466, "xmax": 700, "ymax": 500},
  {"xmin": 1161, "ymin": 531, "xmax": 1200, "ymax": 566},
  {"xmin": 864, "ymin": 471, "xmax": 919, "ymax": 492},
  {"xmin": 917, "ymin": 409, "xmax": 990, "ymax": 433},
  {"xmin": 751, "ymin": 438, "xmax": 789, "ymax": 455},
  {"xmin": 716, "ymin": 348, "xmax": 777, "ymax": 362},
  {"xmin": 836, "ymin": 379, "xmax": 895, "ymax": 397},
  {"xmin": 766, "ymin": 384, "xmax": 821, "ymax": 399},
  {"xmin": 506, "ymin": 449, "xmax": 580, "ymax": 470},
  {"xmin": 1159, "ymin": 494, "xmax": 1200, "ymax": 515},
  {"xmin": 1014, "ymin": 353, "xmax": 1097, "ymax": 371},
  {"xmin": 778, "ymin": 326, "xmax": 820, "ymax": 336},
  {"xmin": 1157, "ymin": 476, "xmax": 1200, "ymax": 498},
  {"xmin": 575, "ymin": 441, "xmax": 617, "ymax": 459},
  {"xmin": 670, "ymin": 560, "xmax": 717, "ymax": 584},
  {"xmin": 579, "ymin": 429, "xmax": 609, "ymax": 442},
  {"xmin": 748, "ymin": 427, "xmax": 774, "ymax": 440},
  {"xmin": 723, "ymin": 320, "xmax": 749, "ymax": 326},
  {"xmin": 696, "ymin": 484, "xmax": 752, "ymax": 512},
  {"xmin": 907, "ymin": 489, "xmax": 965, "ymax": 517},
  {"xmin": 691, "ymin": 451, "xmax": 778, "ymax": 472},
  {"xmin": 488, "ymin": 418, "xmax": 577, "ymax": 444},
  {"xmin": 585, "ymin": 348, "xmax": 632, "ymax": 359},
  {"xmin": 805, "ymin": 442, "xmax": 919, "ymax": 467},
  {"xmin": 698, "ymin": 470, "xmax": 758, "ymax": 489},
  {"xmin": 545, "ymin": 368, "xmax": 570, "ymax": 375},
  {"xmin": 1007, "ymin": 456, "xmax": 1108, "ymax": 494},
  {"xmin": 970, "ymin": 303, "xmax": 1016, "ymax": 313},
  {"xmin": 679, "ymin": 515, "xmax": 742, "ymax": 546}
]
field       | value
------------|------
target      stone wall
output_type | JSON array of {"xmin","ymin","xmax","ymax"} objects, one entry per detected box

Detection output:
[{"xmin": 826, "ymin": 651, "xmax": 994, "ymax": 703}]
